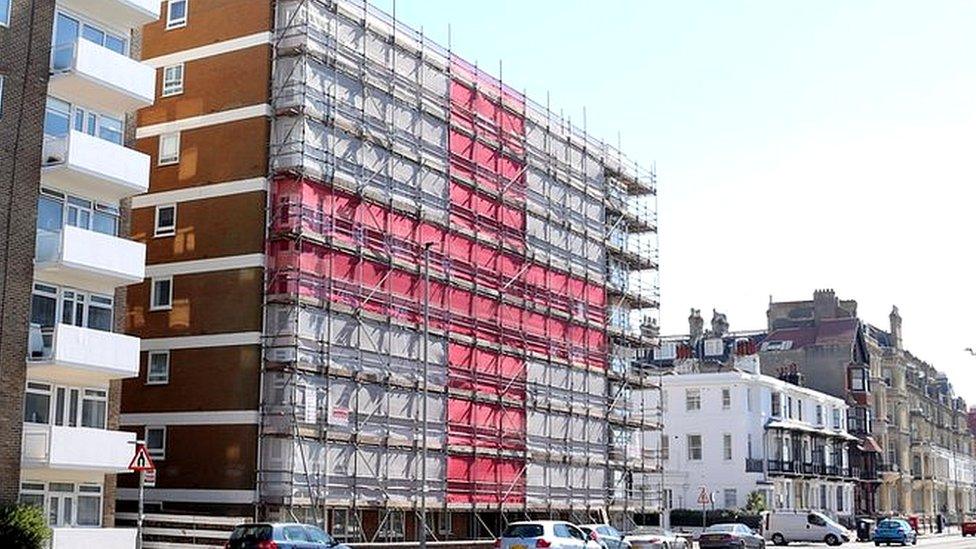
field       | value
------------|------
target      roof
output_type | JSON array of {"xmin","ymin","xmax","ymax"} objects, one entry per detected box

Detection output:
[{"xmin": 763, "ymin": 318, "xmax": 860, "ymax": 349}]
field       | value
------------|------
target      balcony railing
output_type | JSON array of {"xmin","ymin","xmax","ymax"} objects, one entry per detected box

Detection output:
[
  {"xmin": 27, "ymin": 323, "xmax": 140, "ymax": 384},
  {"xmin": 41, "ymin": 131, "xmax": 150, "ymax": 201},
  {"xmin": 745, "ymin": 458, "xmax": 764, "ymax": 473},
  {"xmin": 58, "ymin": 0, "xmax": 160, "ymax": 30},
  {"xmin": 50, "ymin": 527, "xmax": 137, "ymax": 549},
  {"xmin": 34, "ymin": 225, "xmax": 146, "ymax": 290},
  {"xmin": 48, "ymin": 39, "xmax": 154, "ymax": 112},
  {"xmin": 21, "ymin": 423, "xmax": 136, "ymax": 473},
  {"xmin": 766, "ymin": 459, "xmax": 854, "ymax": 478}
]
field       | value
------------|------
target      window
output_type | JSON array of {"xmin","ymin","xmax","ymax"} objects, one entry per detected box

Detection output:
[
  {"xmin": 687, "ymin": 434, "xmax": 702, "ymax": 461},
  {"xmin": 376, "ymin": 509, "xmax": 404, "ymax": 539},
  {"xmin": 24, "ymin": 382, "xmax": 52, "ymax": 424},
  {"xmin": 787, "ymin": 396, "xmax": 793, "ymax": 419},
  {"xmin": 836, "ymin": 487, "xmax": 844, "ymax": 511},
  {"xmin": 724, "ymin": 489, "xmax": 737, "ymax": 508},
  {"xmin": 808, "ymin": 513, "xmax": 826, "ymax": 527},
  {"xmin": 771, "ymin": 392, "xmax": 782, "ymax": 417},
  {"xmin": 166, "ymin": 0, "xmax": 187, "ymax": 29},
  {"xmin": 154, "ymin": 205, "xmax": 176, "ymax": 237},
  {"xmin": 746, "ymin": 388, "xmax": 753, "ymax": 411},
  {"xmin": 19, "ymin": 482, "xmax": 102, "ymax": 527},
  {"xmin": 305, "ymin": 526, "xmax": 334, "ymax": 545},
  {"xmin": 660, "ymin": 433, "xmax": 670, "ymax": 460},
  {"xmin": 747, "ymin": 434, "xmax": 753, "ymax": 459},
  {"xmin": 162, "ymin": 64, "xmax": 184, "ymax": 96},
  {"xmin": 158, "ymin": 132, "xmax": 180, "ymax": 165},
  {"xmin": 0, "ymin": 0, "xmax": 9, "ymax": 27},
  {"xmin": 723, "ymin": 433, "xmax": 733, "ymax": 460},
  {"xmin": 52, "ymin": 12, "xmax": 127, "ymax": 70},
  {"xmin": 436, "ymin": 511, "xmax": 451, "ymax": 535},
  {"xmin": 685, "ymin": 388, "xmax": 701, "ymax": 411},
  {"xmin": 81, "ymin": 389, "xmax": 107, "ymax": 428},
  {"xmin": 816, "ymin": 405, "xmax": 824, "ymax": 426},
  {"xmin": 850, "ymin": 367, "xmax": 869, "ymax": 392},
  {"xmin": 721, "ymin": 388, "xmax": 731, "ymax": 410},
  {"xmin": 704, "ymin": 338, "xmax": 723, "ymax": 356},
  {"xmin": 797, "ymin": 399, "xmax": 803, "ymax": 422},
  {"xmin": 331, "ymin": 509, "xmax": 361, "ymax": 541},
  {"xmin": 655, "ymin": 342, "xmax": 676, "ymax": 360},
  {"xmin": 0, "ymin": 76, "xmax": 4, "ymax": 117},
  {"xmin": 146, "ymin": 426, "xmax": 166, "ymax": 459},
  {"xmin": 44, "ymin": 97, "xmax": 72, "ymax": 138},
  {"xmin": 150, "ymin": 277, "xmax": 173, "ymax": 310},
  {"xmin": 147, "ymin": 351, "xmax": 171, "ymax": 384},
  {"xmin": 832, "ymin": 408, "xmax": 842, "ymax": 430}
]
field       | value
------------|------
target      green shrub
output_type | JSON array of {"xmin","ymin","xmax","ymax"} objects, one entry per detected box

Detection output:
[{"xmin": 0, "ymin": 503, "xmax": 50, "ymax": 549}]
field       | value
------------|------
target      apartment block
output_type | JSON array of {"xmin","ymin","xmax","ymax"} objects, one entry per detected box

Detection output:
[
  {"xmin": 647, "ymin": 316, "xmax": 857, "ymax": 520},
  {"xmin": 863, "ymin": 308, "xmax": 976, "ymax": 521},
  {"xmin": 0, "ymin": 0, "xmax": 159, "ymax": 547},
  {"xmin": 761, "ymin": 290, "xmax": 881, "ymax": 516},
  {"xmin": 119, "ymin": 0, "xmax": 661, "ymax": 543}
]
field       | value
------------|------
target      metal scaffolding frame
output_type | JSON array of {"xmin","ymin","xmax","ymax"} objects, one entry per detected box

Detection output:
[{"xmin": 259, "ymin": 0, "xmax": 664, "ymax": 541}]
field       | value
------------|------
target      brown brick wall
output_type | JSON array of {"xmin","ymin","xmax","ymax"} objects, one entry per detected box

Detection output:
[
  {"xmin": 123, "ymin": 345, "xmax": 261, "ymax": 412},
  {"xmin": 0, "ymin": 0, "xmax": 55, "ymax": 503},
  {"xmin": 143, "ymin": 0, "xmax": 272, "ymax": 60},
  {"xmin": 130, "ymin": 191, "xmax": 267, "ymax": 263},
  {"xmin": 118, "ymin": 425, "xmax": 258, "ymax": 491},
  {"xmin": 136, "ymin": 117, "xmax": 270, "ymax": 192},
  {"xmin": 126, "ymin": 267, "xmax": 264, "ymax": 338},
  {"xmin": 140, "ymin": 45, "xmax": 271, "ymax": 126}
]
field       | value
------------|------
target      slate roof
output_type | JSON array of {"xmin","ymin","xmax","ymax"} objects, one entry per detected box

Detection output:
[{"xmin": 764, "ymin": 317, "xmax": 859, "ymax": 349}]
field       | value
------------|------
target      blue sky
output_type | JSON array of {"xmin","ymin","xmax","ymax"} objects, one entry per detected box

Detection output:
[{"xmin": 373, "ymin": 1, "xmax": 976, "ymax": 402}]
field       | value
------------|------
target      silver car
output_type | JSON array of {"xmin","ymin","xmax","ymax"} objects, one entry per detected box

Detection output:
[
  {"xmin": 578, "ymin": 524, "xmax": 631, "ymax": 549},
  {"xmin": 497, "ymin": 521, "xmax": 602, "ymax": 549},
  {"xmin": 622, "ymin": 527, "xmax": 689, "ymax": 549}
]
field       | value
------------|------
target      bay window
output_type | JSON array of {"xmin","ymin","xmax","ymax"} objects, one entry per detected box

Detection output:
[{"xmin": 19, "ymin": 482, "xmax": 102, "ymax": 527}]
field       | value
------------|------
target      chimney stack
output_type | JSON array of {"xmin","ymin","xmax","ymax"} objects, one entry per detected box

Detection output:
[
  {"xmin": 889, "ymin": 305, "xmax": 903, "ymax": 350},
  {"xmin": 689, "ymin": 308, "xmax": 704, "ymax": 342}
]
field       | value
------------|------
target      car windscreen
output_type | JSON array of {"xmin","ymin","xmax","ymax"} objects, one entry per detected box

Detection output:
[
  {"xmin": 878, "ymin": 521, "xmax": 901, "ymax": 529},
  {"xmin": 705, "ymin": 524, "xmax": 736, "ymax": 533},
  {"xmin": 503, "ymin": 524, "xmax": 544, "ymax": 538},
  {"xmin": 230, "ymin": 525, "xmax": 272, "ymax": 541}
]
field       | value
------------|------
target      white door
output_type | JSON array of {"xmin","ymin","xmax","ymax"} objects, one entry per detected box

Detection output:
[{"xmin": 47, "ymin": 483, "xmax": 75, "ymax": 526}]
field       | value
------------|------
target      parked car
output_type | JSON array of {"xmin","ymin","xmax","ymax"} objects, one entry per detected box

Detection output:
[
  {"xmin": 622, "ymin": 526, "xmax": 689, "ymax": 549},
  {"xmin": 764, "ymin": 510, "xmax": 852, "ymax": 545},
  {"xmin": 699, "ymin": 523, "xmax": 765, "ymax": 549},
  {"xmin": 225, "ymin": 522, "xmax": 350, "ymax": 548},
  {"xmin": 579, "ymin": 523, "xmax": 631, "ymax": 549},
  {"xmin": 496, "ymin": 521, "xmax": 602, "ymax": 549},
  {"xmin": 962, "ymin": 514, "xmax": 976, "ymax": 537},
  {"xmin": 872, "ymin": 519, "xmax": 917, "ymax": 546}
]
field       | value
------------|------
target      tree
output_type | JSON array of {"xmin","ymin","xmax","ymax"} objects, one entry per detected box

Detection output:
[
  {"xmin": 0, "ymin": 503, "xmax": 50, "ymax": 549},
  {"xmin": 745, "ymin": 491, "xmax": 768, "ymax": 513}
]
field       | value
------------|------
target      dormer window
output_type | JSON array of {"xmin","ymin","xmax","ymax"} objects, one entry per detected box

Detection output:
[
  {"xmin": 850, "ymin": 367, "xmax": 869, "ymax": 392},
  {"xmin": 655, "ymin": 342, "xmax": 677, "ymax": 360},
  {"xmin": 704, "ymin": 338, "xmax": 723, "ymax": 356}
]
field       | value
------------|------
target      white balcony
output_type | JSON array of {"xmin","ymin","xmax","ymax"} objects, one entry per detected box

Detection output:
[
  {"xmin": 50, "ymin": 527, "xmax": 137, "ymax": 549},
  {"xmin": 28, "ymin": 323, "xmax": 140, "ymax": 384},
  {"xmin": 22, "ymin": 423, "xmax": 136, "ymax": 473},
  {"xmin": 59, "ymin": 0, "xmax": 160, "ymax": 30},
  {"xmin": 35, "ymin": 225, "xmax": 146, "ymax": 291},
  {"xmin": 49, "ymin": 39, "xmax": 155, "ymax": 113},
  {"xmin": 42, "ymin": 131, "xmax": 150, "ymax": 202}
]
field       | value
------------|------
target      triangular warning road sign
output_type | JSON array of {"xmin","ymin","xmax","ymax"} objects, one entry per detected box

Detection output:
[{"xmin": 128, "ymin": 444, "xmax": 156, "ymax": 472}]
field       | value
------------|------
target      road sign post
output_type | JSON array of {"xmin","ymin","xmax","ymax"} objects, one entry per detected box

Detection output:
[
  {"xmin": 129, "ymin": 442, "xmax": 156, "ymax": 549},
  {"xmin": 698, "ymin": 486, "xmax": 711, "ymax": 530}
]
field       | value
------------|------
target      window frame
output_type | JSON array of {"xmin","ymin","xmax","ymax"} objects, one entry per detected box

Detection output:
[
  {"xmin": 721, "ymin": 387, "xmax": 731, "ymax": 410},
  {"xmin": 0, "ymin": 0, "xmax": 9, "ymax": 27},
  {"xmin": 685, "ymin": 388, "xmax": 701, "ymax": 412},
  {"xmin": 147, "ymin": 351, "xmax": 171, "ymax": 385},
  {"xmin": 687, "ymin": 434, "xmax": 702, "ymax": 461},
  {"xmin": 150, "ymin": 276, "xmax": 173, "ymax": 311},
  {"xmin": 158, "ymin": 132, "xmax": 181, "ymax": 165},
  {"xmin": 722, "ymin": 433, "xmax": 733, "ymax": 461},
  {"xmin": 154, "ymin": 204, "xmax": 177, "ymax": 237},
  {"xmin": 166, "ymin": 0, "xmax": 188, "ymax": 30},
  {"xmin": 145, "ymin": 426, "xmax": 166, "ymax": 459},
  {"xmin": 161, "ymin": 63, "xmax": 184, "ymax": 97}
]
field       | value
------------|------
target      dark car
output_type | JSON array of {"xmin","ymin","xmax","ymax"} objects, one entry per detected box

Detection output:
[
  {"xmin": 226, "ymin": 523, "xmax": 350, "ymax": 549},
  {"xmin": 699, "ymin": 523, "xmax": 765, "ymax": 549},
  {"xmin": 872, "ymin": 519, "xmax": 917, "ymax": 546}
]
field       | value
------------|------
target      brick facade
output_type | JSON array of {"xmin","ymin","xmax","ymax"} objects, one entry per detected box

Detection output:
[{"xmin": 0, "ymin": 0, "xmax": 55, "ymax": 504}]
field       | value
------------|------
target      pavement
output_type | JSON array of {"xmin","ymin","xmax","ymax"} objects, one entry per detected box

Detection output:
[{"xmin": 772, "ymin": 534, "xmax": 973, "ymax": 548}]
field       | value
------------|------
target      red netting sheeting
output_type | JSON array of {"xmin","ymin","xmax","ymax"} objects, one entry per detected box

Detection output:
[{"xmin": 446, "ymin": 455, "xmax": 525, "ymax": 505}]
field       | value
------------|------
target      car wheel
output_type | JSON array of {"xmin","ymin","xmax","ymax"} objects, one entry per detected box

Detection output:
[
  {"xmin": 874, "ymin": 543, "xmax": 879, "ymax": 547},
  {"xmin": 771, "ymin": 533, "xmax": 786, "ymax": 546},
  {"xmin": 825, "ymin": 534, "xmax": 839, "ymax": 546}
]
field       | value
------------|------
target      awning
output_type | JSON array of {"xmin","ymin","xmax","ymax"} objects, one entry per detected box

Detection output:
[{"xmin": 858, "ymin": 436, "xmax": 883, "ymax": 453}]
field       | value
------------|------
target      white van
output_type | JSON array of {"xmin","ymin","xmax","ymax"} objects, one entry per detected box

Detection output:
[{"xmin": 763, "ymin": 510, "xmax": 853, "ymax": 546}]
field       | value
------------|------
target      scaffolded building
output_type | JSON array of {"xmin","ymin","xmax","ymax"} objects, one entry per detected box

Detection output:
[{"xmin": 122, "ymin": 0, "xmax": 662, "ymax": 542}]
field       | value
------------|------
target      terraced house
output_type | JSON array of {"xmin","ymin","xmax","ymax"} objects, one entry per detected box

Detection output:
[{"xmin": 0, "ymin": 0, "xmax": 159, "ymax": 547}]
